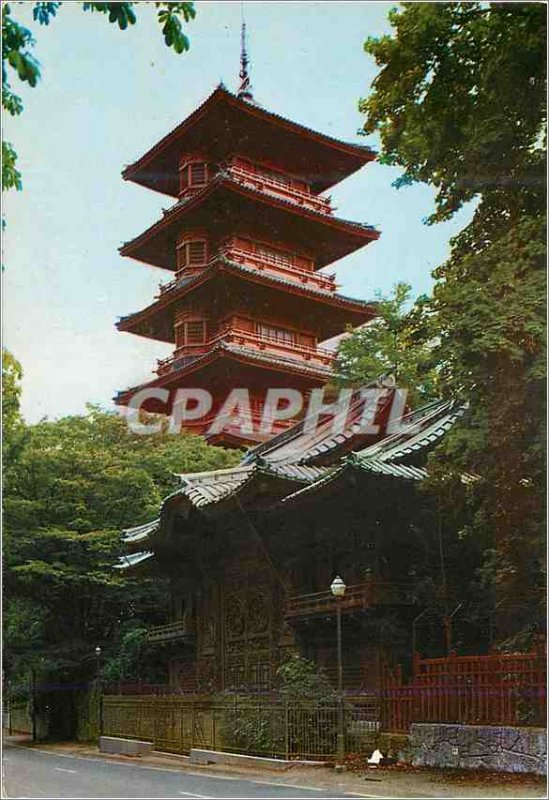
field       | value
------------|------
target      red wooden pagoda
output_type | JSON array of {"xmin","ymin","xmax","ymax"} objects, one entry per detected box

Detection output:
[{"xmin": 114, "ymin": 50, "xmax": 380, "ymax": 447}]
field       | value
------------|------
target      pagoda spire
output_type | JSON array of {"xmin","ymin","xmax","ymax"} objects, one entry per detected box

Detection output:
[{"xmin": 237, "ymin": 16, "xmax": 254, "ymax": 103}]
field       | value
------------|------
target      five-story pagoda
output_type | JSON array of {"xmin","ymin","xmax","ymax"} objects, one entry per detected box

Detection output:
[{"xmin": 115, "ymin": 38, "xmax": 380, "ymax": 447}]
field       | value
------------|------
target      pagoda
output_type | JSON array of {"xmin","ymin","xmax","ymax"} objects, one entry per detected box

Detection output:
[{"xmin": 114, "ymin": 33, "xmax": 380, "ymax": 447}]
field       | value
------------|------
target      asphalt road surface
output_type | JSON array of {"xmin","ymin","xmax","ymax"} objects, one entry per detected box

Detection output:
[{"xmin": 2, "ymin": 743, "xmax": 364, "ymax": 799}]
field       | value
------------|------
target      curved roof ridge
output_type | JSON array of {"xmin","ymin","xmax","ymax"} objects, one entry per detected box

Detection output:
[
  {"xmin": 119, "ymin": 172, "xmax": 379, "ymax": 266},
  {"xmin": 123, "ymin": 84, "xmax": 375, "ymax": 181},
  {"xmin": 352, "ymin": 399, "xmax": 457, "ymax": 461}
]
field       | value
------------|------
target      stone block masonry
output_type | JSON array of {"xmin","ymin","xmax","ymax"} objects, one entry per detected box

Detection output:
[{"xmin": 411, "ymin": 723, "xmax": 546, "ymax": 776}]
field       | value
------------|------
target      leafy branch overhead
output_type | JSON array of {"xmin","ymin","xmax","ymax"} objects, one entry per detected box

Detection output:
[
  {"xmin": 2, "ymin": 1, "xmax": 196, "ymax": 191},
  {"xmin": 360, "ymin": 2, "xmax": 546, "ymax": 643},
  {"xmin": 361, "ymin": 3, "xmax": 546, "ymax": 226},
  {"xmin": 334, "ymin": 282, "xmax": 439, "ymax": 407}
]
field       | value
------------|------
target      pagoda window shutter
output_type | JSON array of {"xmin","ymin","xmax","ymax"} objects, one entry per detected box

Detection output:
[
  {"xmin": 190, "ymin": 163, "xmax": 207, "ymax": 186},
  {"xmin": 188, "ymin": 241, "xmax": 207, "ymax": 265},
  {"xmin": 255, "ymin": 243, "xmax": 293, "ymax": 267},
  {"xmin": 175, "ymin": 319, "xmax": 206, "ymax": 347},
  {"xmin": 256, "ymin": 322, "xmax": 296, "ymax": 345},
  {"xmin": 177, "ymin": 240, "xmax": 207, "ymax": 270},
  {"xmin": 186, "ymin": 320, "xmax": 206, "ymax": 345},
  {"xmin": 179, "ymin": 161, "xmax": 208, "ymax": 193}
]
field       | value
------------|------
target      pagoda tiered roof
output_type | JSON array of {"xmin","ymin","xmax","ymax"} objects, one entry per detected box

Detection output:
[
  {"xmin": 119, "ymin": 174, "xmax": 379, "ymax": 270},
  {"xmin": 122, "ymin": 85, "xmax": 376, "ymax": 197},
  {"xmin": 118, "ymin": 392, "xmax": 466, "ymax": 568},
  {"xmin": 116, "ymin": 256, "xmax": 377, "ymax": 343},
  {"xmin": 114, "ymin": 338, "xmax": 334, "ymax": 413},
  {"xmin": 245, "ymin": 395, "xmax": 465, "ymax": 468}
]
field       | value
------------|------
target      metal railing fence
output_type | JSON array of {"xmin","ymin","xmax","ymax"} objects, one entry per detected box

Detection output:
[{"xmin": 101, "ymin": 696, "xmax": 380, "ymax": 760}]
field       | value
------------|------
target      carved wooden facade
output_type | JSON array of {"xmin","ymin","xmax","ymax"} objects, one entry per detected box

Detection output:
[{"xmin": 122, "ymin": 397, "xmax": 466, "ymax": 694}]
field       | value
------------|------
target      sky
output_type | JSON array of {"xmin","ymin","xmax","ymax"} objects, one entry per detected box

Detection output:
[{"xmin": 3, "ymin": 1, "xmax": 474, "ymax": 424}]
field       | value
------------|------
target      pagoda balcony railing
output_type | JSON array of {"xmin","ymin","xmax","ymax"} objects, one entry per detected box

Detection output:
[
  {"xmin": 284, "ymin": 581, "xmax": 416, "ymax": 622},
  {"xmin": 157, "ymin": 266, "xmax": 205, "ymax": 296},
  {"xmin": 157, "ymin": 252, "xmax": 337, "ymax": 298},
  {"xmin": 156, "ymin": 327, "xmax": 334, "ymax": 375},
  {"xmin": 220, "ymin": 247, "xmax": 337, "ymax": 293},
  {"xmin": 225, "ymin": 165, "xmax": 333, "ymax": 216},
  {"xmin": 146, "ymin": 621, "xmax": 196, "ymax": 644}
]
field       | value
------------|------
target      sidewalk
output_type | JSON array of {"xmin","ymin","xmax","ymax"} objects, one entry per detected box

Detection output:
[{"xmin": 4, "ymin": 736, "xmax": 546, "ymax": 799}]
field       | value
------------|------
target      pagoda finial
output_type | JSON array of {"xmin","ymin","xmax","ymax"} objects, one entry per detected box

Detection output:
[{"xmin": 237, "ymin": 10, "xmax": 254, "ymax": 103}]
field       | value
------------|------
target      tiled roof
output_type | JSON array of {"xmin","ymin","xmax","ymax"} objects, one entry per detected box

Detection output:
[
  {"xmin": 242, "ymin": 379, "xmax": 392, "ymax": 467},
  {"xmin": 117, "ymin": 257, "xmax": 375, "ymax": 335},
  {"xmin": 115, "ymin": 550, "xmax": 154, "ymax": 570},
  {"xmin": 119, "ymin": 173, "xmax": 379, "ymax": 268},
  {"xmin": 122, "ymin": 519, "xmax": 160, "ymax": 543},
  {"xmin": 353, "ymin": 458, "xmax": 427, "ymax": 481},
  {"xmin": 281, "ymin": 455, "xmax": 428, "ymax": 507},
  {"xmin": 114, "ymin": 340, "xmax": 333, "ymax": 405},
  {"xmin": 222, "ymin": 342, "xmax": 333, "ymax": 377},
  {"xmin": 354, "ymin": 401, "xmax": 465, "ymax": 463},
  {"xmin": 118, "ymin": 388, "xmax": 466, "ymax": 568},
  {"xmin": 177, "ymin": 465, "xmax": 254, "ymax": 508},
  {"xmin": 123, "ymin": 84, "xmax": 375, "ymax": 195},
  {"xmin": 170, "ymin": 462, "xmax": 327, "ymax": 511},
  {"xmin": 244, "ymin": 394, "xmax": 463, "ymax": 470}
]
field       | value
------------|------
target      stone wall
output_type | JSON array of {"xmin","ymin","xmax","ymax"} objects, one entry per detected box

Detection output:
[{"xmin": 411, "ymin": 723, "xmax": 546, "ymax": 776}]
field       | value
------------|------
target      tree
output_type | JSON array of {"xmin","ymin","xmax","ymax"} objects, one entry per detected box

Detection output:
[
  {"xmin": 361, "ymin": 3, "xmax": 546, "ymax": 644},
  {"xmin": 2, "ymin": 349, "xmax": 26, "ymax": 462},
  {"xmin": 3, "ymin": 371, "xmax": 240, "ymax": 735},
  {"xmin": 2, "ymin": 1, "xmax": 196, "ymax": 192},
  {"xmin": 334, "ymin": 281, "xmax": 439, "ymax": 406},
  {"xmin": 361, "ymin": 3, "xmax": 545, "ymax": 229}
]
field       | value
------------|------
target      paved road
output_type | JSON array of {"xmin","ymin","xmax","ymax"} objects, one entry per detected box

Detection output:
[{"xmin": 2, "ymin": 743, "xmax": 365, "ymax": 799}]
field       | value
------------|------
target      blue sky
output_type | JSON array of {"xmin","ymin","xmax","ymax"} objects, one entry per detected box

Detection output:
[{"xmin": 4, "ymin": 1, "xmax": 474, "ymax": 423}]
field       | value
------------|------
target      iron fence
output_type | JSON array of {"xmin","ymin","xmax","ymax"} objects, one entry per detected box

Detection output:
[{"xmin": 101, "ymin": 695, "xmax": 380, "ymax": 760}]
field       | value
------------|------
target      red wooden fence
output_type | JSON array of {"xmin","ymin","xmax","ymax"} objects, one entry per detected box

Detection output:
[{"xmin": 381, "ymin": 641, "xmax": 546, "ymax": 733}]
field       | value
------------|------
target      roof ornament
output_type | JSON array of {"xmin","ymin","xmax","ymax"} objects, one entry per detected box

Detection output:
[{"xmin": 237, "ymin": 10, "xmax": 254, "ymax": 103}]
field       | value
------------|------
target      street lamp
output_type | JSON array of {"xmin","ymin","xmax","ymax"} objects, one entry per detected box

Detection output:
[
  {"xmin": 330, "ymin": 575, "xmax": 346, "ymax": 768},
  {"xmin": 95, "ymin": 646, "xmax": 102, "ymax": 677},
  {"xmin": 94, "ymin": 646, "xmax": 103, "ymax": 738}
]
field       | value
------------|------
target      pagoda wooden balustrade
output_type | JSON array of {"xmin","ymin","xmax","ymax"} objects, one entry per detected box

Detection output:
[
  {"xmin": 147, "ymin": 621, "xmax": 195, "ymax": 644},
  {"xmin": 285, "ymin": 581, "xmax": 416, "ymax": 621},
  {"xmin": 226, "ymin": 165, "xmax": 333, "ymax": 215},
  {"xmin": 157, "ymin": 251, "xmax": 337, "ymax": 297},
  {"xmin": 220, "ymin": 247, "xmax": 337, "ymax": 292},
  {"xmin": 156, "ymin": 328, "xmax": 334, "ymax": 376},
  {"xmin": 158, "ymin": 267, "xmax": 204, "ymax": 296}
]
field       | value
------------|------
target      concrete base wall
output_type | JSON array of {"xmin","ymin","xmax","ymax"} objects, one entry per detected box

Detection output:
[
  {"xmin": 99, "ymin": 736, "xmax": 153, "ymax": 757},
  {"xmin": 411, "ymin": 723, "xmax": 547, "ymax": 776}
]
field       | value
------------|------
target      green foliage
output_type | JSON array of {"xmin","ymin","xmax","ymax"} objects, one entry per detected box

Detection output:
[
  {"xmin": 427, "ymin": 214, "xmax": 546, "ymax": 643},
  {"xmin": 2, "ymin": 349, "xmax": 27, "ymax": 463},
  {"xmin": 362, "ymin": 4, "xmax": 546, "ymax": 640},
  {"xmin": 100, "ymin": 624, "xmax": 148, "ymax": 684},
  {"xmin": 334, "ymin": 282, "xmax": 439, "ymax": 406},
  {"xmin": 1, "ymin": 1, "xmax": 196, "ymax": 192},
  {"xmin": 3, "ymin": 387, "xmax": 239, "ymax": 687},
  {"xmin": 2, "ymin": 141, "xmax": 22, "ymax": 192},
  {"xmin": 276, "ymin": 654, "xmax": 337, "ymax": 707},
  {"xmin": 223, "ymin": 705, "xmax": 280, "ymax": 757},
  {"xmin": 362, "ymin": 3, "xmax": 546, "ymax": 226}
]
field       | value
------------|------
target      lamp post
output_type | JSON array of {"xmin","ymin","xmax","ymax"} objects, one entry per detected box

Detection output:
[
  {"xmin": 330, "ymin": 575, "xmax": 346, "ymax": 768},
  {"xmin": 95, "ymin": 646, "xmax": 103, "ymax": 737}
]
